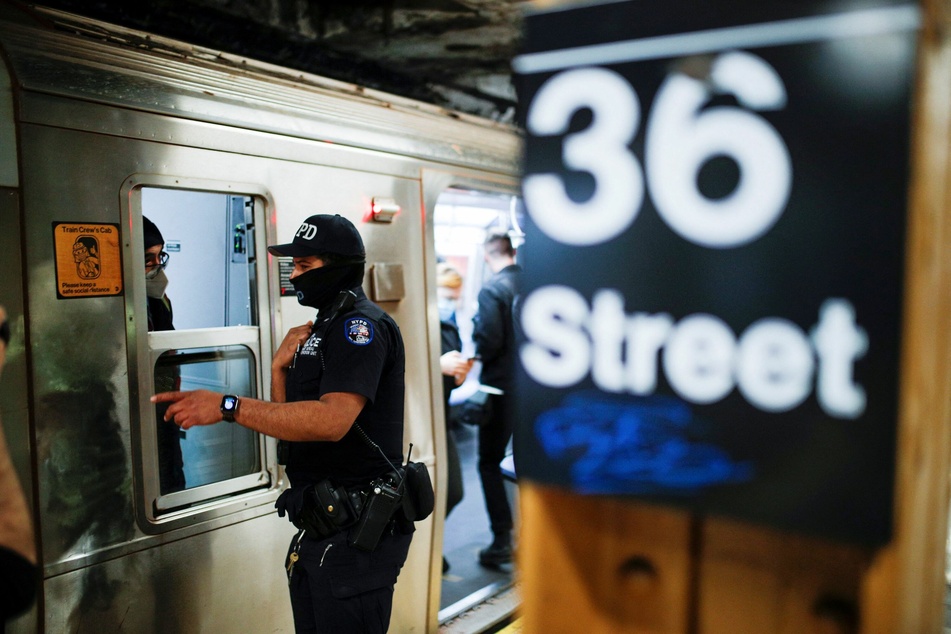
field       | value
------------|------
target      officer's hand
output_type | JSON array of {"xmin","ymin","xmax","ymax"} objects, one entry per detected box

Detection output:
[
  {"xmin": 151, "ymin": 389, "xmax": 223, "ymax": 430},
  {"xmin": 273, "ymin": 321, "xmax": 314, "ymax": 370}
]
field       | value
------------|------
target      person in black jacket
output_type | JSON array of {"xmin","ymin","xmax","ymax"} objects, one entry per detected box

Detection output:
[
  {"xmin": 471, "ymin": 231, "xmax": 521, "ymax": 567},
  {"xmin": 143, "ymin": 216, "xmax": 185, "ymax": 494},
  {"xmin": 144, "ymin": 216, "xmax": 174, "ymax": 332},
  {"xmin": 0, "ymin": 305, "xmax": 38, "ymax": 631}
]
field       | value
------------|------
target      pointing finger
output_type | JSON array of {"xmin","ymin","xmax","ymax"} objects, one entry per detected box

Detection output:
[{"xmin": 151, "ymin": 391, "xmax": 185, "ymax": 404}]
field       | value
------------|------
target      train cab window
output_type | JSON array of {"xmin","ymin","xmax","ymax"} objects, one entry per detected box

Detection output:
[
  {"xmin": 128, "ymin": 185, "xmax": 274, "ymax": 528},
  {"xmin": 153, "ymin": 346, "xmax": 259, "ymax": 500}
]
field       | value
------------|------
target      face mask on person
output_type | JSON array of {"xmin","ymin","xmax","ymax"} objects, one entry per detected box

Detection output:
[
  {"xmin": 438, "ymin": 297, "xmax": 457, "ymax": 323},
  {"xmin": 145, "ymin": 267, "xmax": 169, "ymax": 299},
  {"xmin": 291, "ymin": 262, "xmax": 365, "ymax": 309}
]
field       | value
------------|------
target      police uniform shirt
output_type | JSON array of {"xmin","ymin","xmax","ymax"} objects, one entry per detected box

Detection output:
[{"xmin": 284, "ymin": 288, "xmax": 405, "ymax": 489}]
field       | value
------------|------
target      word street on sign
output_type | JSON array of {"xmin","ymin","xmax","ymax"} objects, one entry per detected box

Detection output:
[{"xmin": 513, "ymin": 0, "xmax": 920, "ymax": 545}]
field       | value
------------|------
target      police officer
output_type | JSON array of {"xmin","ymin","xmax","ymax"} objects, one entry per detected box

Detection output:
[{"xmin": 152, "ymin": 214, "xmax": 411, "ymax": 633}]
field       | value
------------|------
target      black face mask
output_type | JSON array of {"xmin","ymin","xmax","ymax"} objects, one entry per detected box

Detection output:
[{"xmin": 291, "ymin": 262, "xmax": 365, "ymax": 309}]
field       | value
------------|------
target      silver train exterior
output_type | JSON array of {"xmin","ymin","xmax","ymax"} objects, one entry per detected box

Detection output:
[{"xmin": 0, "ymin": 4, "xmax": 521, "ymax": 632}]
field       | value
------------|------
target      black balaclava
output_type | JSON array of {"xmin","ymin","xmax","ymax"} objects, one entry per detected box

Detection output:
[{"xmin": 291, "ymin": 261, "xmax": 365, "ymax": 310}]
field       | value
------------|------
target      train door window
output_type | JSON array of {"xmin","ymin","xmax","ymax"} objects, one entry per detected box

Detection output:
[
  {"xmin": 152, "ymin": 345, "xmax": 258, "ymax": 501},
  {"xmin": 433, "ymin": 187, "xmax": 525, "ymax": 619},
  {"xmin": 128, "ymin": 185, "xmax": 273, "ymax": 528}
]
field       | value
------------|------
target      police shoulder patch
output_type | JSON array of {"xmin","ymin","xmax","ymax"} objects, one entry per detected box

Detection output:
[{"xmin": 344, "ymin": 317, "xmax": 374, "ymax": 345}]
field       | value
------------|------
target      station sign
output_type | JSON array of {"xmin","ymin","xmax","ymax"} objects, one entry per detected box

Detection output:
[{"xmin": 513, "ymin": 0, "xmax": 920, "ymax": 545}]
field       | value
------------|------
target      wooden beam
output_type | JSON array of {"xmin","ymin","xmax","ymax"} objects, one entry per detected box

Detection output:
[{"xmin": 862, "ymin": 1, "xmax": 951, "ymax": 631}]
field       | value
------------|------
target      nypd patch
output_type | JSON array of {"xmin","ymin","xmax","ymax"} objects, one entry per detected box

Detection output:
[{"xmin": 345, "ymin": 317, "xmax": 374, "ymax": 345}]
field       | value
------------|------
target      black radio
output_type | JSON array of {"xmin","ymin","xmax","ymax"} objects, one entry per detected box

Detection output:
[{"xmin": 349, "ymin": 473, "xmax": 402, "ymax": 552}]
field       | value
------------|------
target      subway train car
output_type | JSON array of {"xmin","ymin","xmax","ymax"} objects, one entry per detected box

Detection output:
[{"xmin": 0, "ymin": 3, "xmax": 521, "ymax": 632}]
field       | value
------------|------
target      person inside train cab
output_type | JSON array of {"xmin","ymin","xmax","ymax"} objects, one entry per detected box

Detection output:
[
  {"xmin": 151, "ymin": 214, "xmax": 412, "ymax": 634},
  {"xmin": 144, "ymin": 217, "xmax": 174, "ymax": 332},
  {"xmin": 0, "ymin": 305, "xmax": 39, "ymax": 630},
  {"xmin": 143, "ymin": 216, "xmax": 185, "ymax": 494},
  {"xmin": 471, "ymin": 230, "xmax": 520, "ymax": 568}
]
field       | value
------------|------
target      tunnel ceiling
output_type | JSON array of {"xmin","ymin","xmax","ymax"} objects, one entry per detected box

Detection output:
[{"xmin": 29, "ymin": 0, "xmax": 525, "ymax": 123}]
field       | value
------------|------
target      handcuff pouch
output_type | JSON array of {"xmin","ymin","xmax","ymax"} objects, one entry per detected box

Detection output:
[{"xmin": 313, "ymin": 479, "xmax": 358, "ymax": 529}]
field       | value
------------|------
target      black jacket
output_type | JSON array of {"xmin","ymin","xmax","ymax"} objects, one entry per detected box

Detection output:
[
  {"xmin": 472, "ymin": 264, "xmax": 521, "ymax": 393},
  {"xmin": 440, "ymin": 319, "xmax": 462, "ymax": 415},
  {"xmin": 147, "ymin": 295, "xmax": 174, "ymax": 332}
]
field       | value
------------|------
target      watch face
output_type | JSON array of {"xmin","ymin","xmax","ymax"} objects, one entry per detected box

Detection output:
[{"xmin": 221, "ymin": 395, "xmax": 238, "ymax": 421}]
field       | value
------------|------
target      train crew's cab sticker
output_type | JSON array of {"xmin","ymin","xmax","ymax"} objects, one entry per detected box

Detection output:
[
  {"xmin": 52, "ymin": 222, "xmax": 123, "ymax": 299},
  {"xmin": 345, "ymin": 317, "xmax": 373, "ymax": 345}
]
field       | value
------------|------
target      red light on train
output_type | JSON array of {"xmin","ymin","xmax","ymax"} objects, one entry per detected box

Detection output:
[{"xmin": 370, "ymin": 197, "xmax": 400, "ymax": 223}]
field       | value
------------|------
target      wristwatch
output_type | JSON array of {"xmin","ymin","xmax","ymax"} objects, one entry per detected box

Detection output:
[{"xmin": 220, "ymin": 394, "xmax": 240, "ymax": 423}]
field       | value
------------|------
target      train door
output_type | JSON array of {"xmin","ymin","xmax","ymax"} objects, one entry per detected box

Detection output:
[{"xmin": 427, "ymin": 181, "xmax": 525, "ymax": 630}]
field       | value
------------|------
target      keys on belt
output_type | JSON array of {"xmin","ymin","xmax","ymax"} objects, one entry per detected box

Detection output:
[{"xmin": 286, "ymin": 529, "xmax": 305, "ymax": 585}]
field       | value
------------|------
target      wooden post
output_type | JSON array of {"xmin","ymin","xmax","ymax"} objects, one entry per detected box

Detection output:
[{"xmin": 862, "ymin": 1, "xmax": 951, "ymax": 631}]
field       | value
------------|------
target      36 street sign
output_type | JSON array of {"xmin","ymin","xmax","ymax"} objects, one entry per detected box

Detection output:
[{"xmin": 513, "ymin": 0, "xmax": 920, "ymax": 545}]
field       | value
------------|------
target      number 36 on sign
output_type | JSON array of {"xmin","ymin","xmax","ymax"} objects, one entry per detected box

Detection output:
[{"xmin": 524, "ymin": 51, "xmax": 791, "ymax": 250}]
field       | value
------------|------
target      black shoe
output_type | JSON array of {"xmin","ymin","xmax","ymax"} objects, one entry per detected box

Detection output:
[
  {"xmin": 478, "ymin": 542, "xmax": 513, "ymax": 567},
  {"xmin": 442, "ymin": 556, "xmax": 450, "ymax": 574}
]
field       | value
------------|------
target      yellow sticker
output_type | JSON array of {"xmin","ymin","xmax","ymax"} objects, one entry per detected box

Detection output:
[{"xmin": 53, "ymin": 222, "xmax": 123, "ymax": 299}]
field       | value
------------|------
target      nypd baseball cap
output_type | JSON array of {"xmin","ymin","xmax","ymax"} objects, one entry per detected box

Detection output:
[{"xmin": 267, "ymin": 214, "xmax": 366, "ymax": 260}]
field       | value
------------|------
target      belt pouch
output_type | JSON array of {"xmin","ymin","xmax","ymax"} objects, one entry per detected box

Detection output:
[{"xmin": 314, "ymin": 479, "xmax": 356, "ymax": 528}]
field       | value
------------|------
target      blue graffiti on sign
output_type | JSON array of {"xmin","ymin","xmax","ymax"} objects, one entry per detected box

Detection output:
[{"xmin": 535, "ymin": 392, "xmax": 753, "ymax": 494}]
